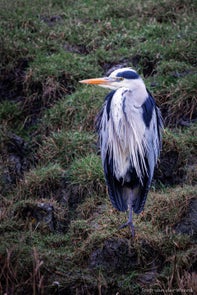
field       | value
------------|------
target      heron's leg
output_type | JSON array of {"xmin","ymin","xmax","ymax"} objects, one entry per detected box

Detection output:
[
  {"xmin": 119, "ymin": 196, "xmax": 135, "ymax": 237},
  {"xmin": 128, "ymin": 200, "xmax": 135, "ymax": 237}
]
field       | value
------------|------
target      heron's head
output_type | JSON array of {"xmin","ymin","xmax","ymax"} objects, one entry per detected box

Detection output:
[{"xmin": 80, "ymin": 67, "xmax": 143, "ymax": 90}]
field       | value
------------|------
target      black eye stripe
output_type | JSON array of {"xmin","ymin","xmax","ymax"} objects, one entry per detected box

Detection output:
[{"xmin": 117, "ymin": 70, "xmax": 139, "ymax": 80}]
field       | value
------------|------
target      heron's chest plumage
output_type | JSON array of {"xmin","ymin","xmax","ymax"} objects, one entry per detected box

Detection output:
[
  {"xmin": 101, "ymin": 87, "xmax": 149, "ymax": 182},
  {"xmin": 110, "ymin": 88, "xmax": 147, "ymax": 133}
]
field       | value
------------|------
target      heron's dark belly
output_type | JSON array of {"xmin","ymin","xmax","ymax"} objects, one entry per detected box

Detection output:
[{"xmin": 117, "ymin": 166, "xmax": 140, "ymax": 189}]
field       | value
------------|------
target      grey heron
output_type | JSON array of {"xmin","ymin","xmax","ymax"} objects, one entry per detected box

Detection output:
[{"xmin": 80, "ymin": 67, "xmax": 163, "ymax": 236}]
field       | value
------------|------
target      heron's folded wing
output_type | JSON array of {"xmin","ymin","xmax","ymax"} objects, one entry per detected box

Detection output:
[{"xmin": 104, "ymin": 155, "xmax": 128, "ymax": 212}]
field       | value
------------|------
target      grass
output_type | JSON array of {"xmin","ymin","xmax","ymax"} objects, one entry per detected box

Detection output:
[
  {"xmin": 68, "ymin": 154, "xmax": 104, "ymax": 185},
  {"xmin": 15, "ymin": 163, "xmax": 65, "ymax": 200},
  {"xmin": 0, "ymin": 0, "xmax": 196, "ymax": 294},
  {"xmin": 37, "ymin": 130, "xmax": 97, "ymax": 166},
  {"xmin": 42, "ymin": 87, "xmax": 103, "ymax": 131},
  {"xmin": 0, "ymin": 101, "xmax": 23, "ymax": 130}
]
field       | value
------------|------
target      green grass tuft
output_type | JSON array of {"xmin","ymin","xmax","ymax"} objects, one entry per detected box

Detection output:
[
  {"xmin": 68, "ymin": 154, "xmax": 104, "ymax": 186},
  {"xmin": 38, "ymin": 130, "xmax": 96, "ymax": 167},
  {"xmin": 43, "ymin": 87, "xmax": 105, "ymax": 132},
  {"xmin": 16, "ymin": 163, "xmax": 65, "ymax": 200}
]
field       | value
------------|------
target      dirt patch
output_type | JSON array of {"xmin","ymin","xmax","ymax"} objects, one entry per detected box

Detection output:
[
  {"xmin": 89, "ymin": 238, "xmax": 164, "ymax": 275},
  {"xmin": 89, "ymin": 238, "xmax": 138, "ymax": 272},
  {"xmin": 174, "ymin": 198, "xmax": 197, "ymax": 239},
  {"xmin": 16, "ymin": 202, "xmax": 56, "ymax": 231},
  {"xmin": 40, "ymin": 14, "xmax": 64, "ymax": 26},
  {"xmin": 0, "ymin": 134, "xmax": 34, "ymax": 191},
  {"xmin": 154, "ymin": 150, "xmax": 186, "ymax": 185},
  {"xmin": 101, "ymin": 54, "xmax": 157, "ymax": 78},
  {"xmin": 0, "ymin": 58, "xmax": 30, "ymax": 103},
  {"xmin": 64, "ymin": 42, "xmax": 90, "ymax": 55},
  {"xmin": 14, "ymin": 201, "xmax": 69, "ymax": 233},
  {"xmin": 0, "ymin": 58, "xmax": 74, "ymax": 129}
]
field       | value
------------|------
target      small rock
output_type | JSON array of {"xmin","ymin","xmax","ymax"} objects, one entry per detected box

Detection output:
[{"xmin": 19, "ymin": 203, "xmax": 56, "ymax": 231}]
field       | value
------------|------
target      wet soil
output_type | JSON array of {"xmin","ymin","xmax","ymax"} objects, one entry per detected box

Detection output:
[
  {"xmin": 174, "ymin": 198, "xmax": 197, "ymax": 238},
  {"xmin": 89, "ymin": 238, "xmax": 164, "ymax": 274},
  {"xmin": 0, "ymin": 58, "xmax": 30, "ymax": 102},
  {"xmin": 102, "ymin": 54, "xmax": 157, "ymax": 78}
]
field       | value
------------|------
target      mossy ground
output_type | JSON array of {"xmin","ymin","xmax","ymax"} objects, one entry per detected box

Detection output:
[{"xmin": 0, "ymin": 0, "xmax": 196, "ymax": 294}]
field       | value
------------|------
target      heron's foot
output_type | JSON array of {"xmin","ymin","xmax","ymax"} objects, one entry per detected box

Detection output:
[{"xmin": 119, "ymin": 221, "xmax": 135, "ymax": 237}]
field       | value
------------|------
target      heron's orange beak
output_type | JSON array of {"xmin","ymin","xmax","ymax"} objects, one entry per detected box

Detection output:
[{"xmin": 79, "ymin": 77, "xmax": 110, "ymax": 85}]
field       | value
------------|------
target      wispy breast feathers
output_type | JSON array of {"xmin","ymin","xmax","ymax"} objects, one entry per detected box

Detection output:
[
  {"xmin": 99, "ymin": 89, "xmax": 150, "ymax": 183},
  {"xmin": 96, "ymin": 87, "xmax": 162, "ymax": 186}
]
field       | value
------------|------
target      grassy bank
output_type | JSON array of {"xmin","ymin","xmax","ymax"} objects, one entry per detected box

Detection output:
[{"xmin": 0, "ymin": 0, "xmax": 196, "ymax": 294}]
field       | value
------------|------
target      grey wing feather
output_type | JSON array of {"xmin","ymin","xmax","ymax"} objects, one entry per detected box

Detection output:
[{"xmin": 104, "ymin": 155, "xmax": 128, "ymax": 212}]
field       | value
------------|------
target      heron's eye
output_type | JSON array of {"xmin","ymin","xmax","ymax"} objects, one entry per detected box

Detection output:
[{"xmin": 117, "ymin": 77, "xmax": 124, "ymax": 82}]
